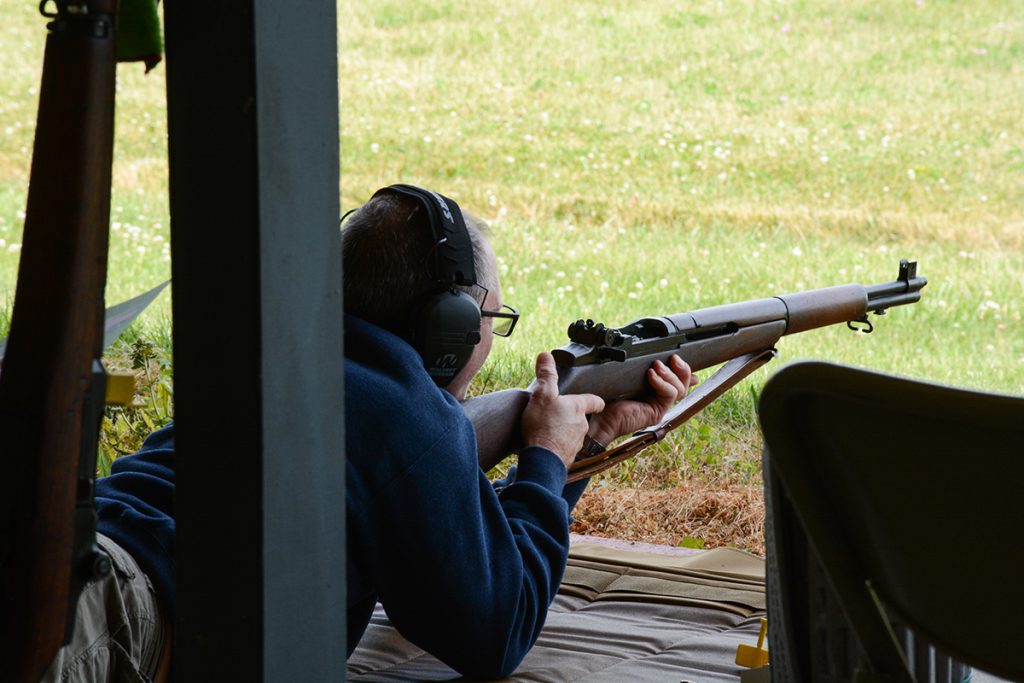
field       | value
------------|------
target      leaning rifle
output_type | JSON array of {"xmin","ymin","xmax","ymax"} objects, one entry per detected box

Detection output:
[
  {"xmin": 465, "ymin": 259, "xmax": 927, "ymax": 481},
  {"xmin": 0, "ymin": 1, "xmax": 118, "ymax": 681}
]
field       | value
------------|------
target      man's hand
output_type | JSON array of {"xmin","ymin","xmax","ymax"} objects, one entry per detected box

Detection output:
[
  {"xmin": 588, "ymin": 355, "xmax": 697, "ymax": 448},
  {"xmin": 521, "ymin": 352, "xmax": 605, "ymax": 469}
]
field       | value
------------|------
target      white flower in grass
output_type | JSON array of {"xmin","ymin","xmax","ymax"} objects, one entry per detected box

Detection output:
[
  {"xmin": 791, "ymin": 246, "xmax": 803, "ymax": 257},
  {"xmin": 8, "ymin": 243, "xmax": 21, "ymax": 253}
]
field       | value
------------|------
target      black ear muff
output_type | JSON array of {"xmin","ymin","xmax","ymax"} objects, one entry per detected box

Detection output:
[
  {"xmin": 414, "ymin": 289, "xmax": 482, "ymax": 387},
  {"xmin": 370, "ymin": 184, "xmax": 482, "ymax": 387}
]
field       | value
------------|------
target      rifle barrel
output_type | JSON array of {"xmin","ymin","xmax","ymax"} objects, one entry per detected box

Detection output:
[{"xmin": 865, "ymin": 258, "xmax": 928, "ymax": 313}]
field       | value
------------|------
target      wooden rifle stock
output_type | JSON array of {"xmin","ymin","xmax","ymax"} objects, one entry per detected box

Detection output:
[
  {"xmin": 0, "ymin": 2, "xmax": 117, "ymax": 680},
  {"xmin": 466, "ymin": 260, "xmax": 926, "ymax": 473}
]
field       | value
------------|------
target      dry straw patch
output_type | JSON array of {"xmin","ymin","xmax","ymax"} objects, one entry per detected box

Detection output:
[{"xmin": 572, "ymin": 480, "xmax": 766, "ymax": 557}]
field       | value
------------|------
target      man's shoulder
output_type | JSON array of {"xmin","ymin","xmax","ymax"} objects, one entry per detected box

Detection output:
[
  {"xmin": 344, "ymin": 316, "xmax": 468, "ymax": 428},
  {"xmin": 344, "ymin": 314, "xmax": 420, "ymax": 369}
]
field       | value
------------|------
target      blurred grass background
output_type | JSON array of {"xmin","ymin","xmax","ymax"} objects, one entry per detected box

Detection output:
[{"xmin": 1, "ymin": 0, "xmax": 1021, "ymax": 549}]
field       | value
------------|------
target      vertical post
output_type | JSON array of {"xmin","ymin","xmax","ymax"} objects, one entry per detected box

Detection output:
[{"xmin": 164, "ymin": 0, "xmax": 344, "ymax": 679}]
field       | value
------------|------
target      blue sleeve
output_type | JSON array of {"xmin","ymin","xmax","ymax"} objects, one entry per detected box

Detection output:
[
  {"xmin": 494, "ymin": 465, "xmax": 590, "ymax": 516},
  {"xmin": 354, "ymin": 434, "xmax": 572, "ymax": 679},
  {"xmin": 95, "ymin": 423, "xmax": 176, "ymax": 611}
]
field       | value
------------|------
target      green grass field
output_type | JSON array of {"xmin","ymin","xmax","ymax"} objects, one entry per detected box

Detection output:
[{"xmin": 1, "ymin": 2, "xmax": 1022, "ymax": 541}]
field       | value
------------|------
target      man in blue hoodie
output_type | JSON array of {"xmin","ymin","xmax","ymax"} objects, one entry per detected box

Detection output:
[
  {"xmin": 341, "ymin": 185, "xmax": 695, "ymax": 678},
  {"xmin": 46, "ymin": 184, "xmax": 694, "ymax": 682}
]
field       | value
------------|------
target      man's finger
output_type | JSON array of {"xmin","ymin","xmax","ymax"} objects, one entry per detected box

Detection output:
[
  {"xmin": 646, "ymin": 360, "xmax": 687, "ymax": 407},
  {"xmin": 655, "ymin": 360, "xmax": 689, "ymax": 397},
  {"xmin": 648, "ymin": 367, "xmax": 681, "ymax": 405},
  {"xmin": 532, "ymin": 352, "xmax": 559, "ymax": 397},
  {"xmin": 669, "ymin": 355, "xmax": 699, "ymax": 386},
  {"xmin": 666, "ymin": 356, "xmax": 699, "ymax": 391},
  {"xmin": 573, "ymin": 393, "xmax": 606, "ymax": 416}
]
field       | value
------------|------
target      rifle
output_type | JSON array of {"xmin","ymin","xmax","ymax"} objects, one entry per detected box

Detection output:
[
  {"xmin": 465, "ymin": 259, "xmax": 927, "ymax": 480},
  {"xmin": 0, "ymin": 1, "xmax": 118, "ymax": 680}
]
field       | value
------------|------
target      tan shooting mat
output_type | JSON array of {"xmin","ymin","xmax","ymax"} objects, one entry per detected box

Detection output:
[
  {"xmin": 562, "ymin": 544, "xmax": 766, "ymax": 617},
  {"xmin": 347, "ymin": 542, "xmax": 767, "ymax": 682}
]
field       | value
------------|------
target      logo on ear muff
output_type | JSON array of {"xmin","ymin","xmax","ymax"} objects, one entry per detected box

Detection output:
[{"xmin": 436, "ymin": 354, "xmax": 459, "ymax": 369}]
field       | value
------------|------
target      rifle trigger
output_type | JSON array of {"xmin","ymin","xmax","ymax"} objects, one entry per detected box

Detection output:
[{"xmin": 847, "ymin": 316, "xmax": 874, "ymax": 334}]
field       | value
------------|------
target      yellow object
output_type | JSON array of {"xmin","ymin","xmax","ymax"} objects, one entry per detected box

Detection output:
[
  {"xmin": 735, "ymin": 617, "xmax": 769, "ymax": 668},
  {"xmin": 104, "ymin": 372, "xmax": 136, "ymax": 406}
]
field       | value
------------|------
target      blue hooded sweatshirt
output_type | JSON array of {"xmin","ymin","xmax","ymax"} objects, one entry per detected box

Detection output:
[
  {"xmin": 94, "ymin": 423, "xmax": 176, "ymax": 611},
  {"xmin": 345, "ymin": 313, "xmax": 586, "ymax": 679},
  {"xmin": 90, "ymin": 313, "xmax": 584, "ymax": 680}
]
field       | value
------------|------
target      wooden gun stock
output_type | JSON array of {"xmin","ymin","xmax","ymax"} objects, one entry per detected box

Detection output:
[
  {"xmin": 463, "ymin": 388, "xmax": 530, "ymax": 472},
  {"xmin": 0, "ymin": 2, "xmax": 117, "ymax": 680}
]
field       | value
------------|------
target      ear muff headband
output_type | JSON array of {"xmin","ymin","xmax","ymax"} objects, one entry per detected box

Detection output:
[
  {"xmin": 371, "ymin": 184, "xmax": 476, "ymax": 288},
  {"xmin": 370, "ymin": 184, "xmax": 482, "ymax": 387}
]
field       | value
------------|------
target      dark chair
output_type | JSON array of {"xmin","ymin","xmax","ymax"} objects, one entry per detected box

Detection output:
[{"xmin": 758, "ymin": 361, "xmax": 1024, "ymax": 683}]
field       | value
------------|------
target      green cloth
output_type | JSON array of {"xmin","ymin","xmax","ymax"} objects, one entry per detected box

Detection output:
[{"xmin": 117, "ymin": 0, "xmax": 163, "ymax": 72}]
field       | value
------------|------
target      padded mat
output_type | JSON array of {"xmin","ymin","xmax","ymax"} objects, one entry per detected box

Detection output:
[{"xmin": 347, "ymin": 543, "xmax": 767, "ymax": 681}]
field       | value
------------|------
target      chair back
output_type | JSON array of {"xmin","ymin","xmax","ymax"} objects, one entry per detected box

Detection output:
[{"xmin": 759, "ymin": 361, "xmax": 1024, "ymax": 682}]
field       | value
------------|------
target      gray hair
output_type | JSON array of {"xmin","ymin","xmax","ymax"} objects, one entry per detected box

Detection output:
[{"xmin": 341, "ymin": 192, "xmax": 495, "ymax": 338}]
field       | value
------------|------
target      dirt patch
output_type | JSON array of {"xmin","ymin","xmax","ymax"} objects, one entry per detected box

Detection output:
[{"xmin": 571, "ymin": 479, "xmax": 766, "ymax": 556}]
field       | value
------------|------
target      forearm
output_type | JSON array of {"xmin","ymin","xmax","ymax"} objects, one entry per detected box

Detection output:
[{"xmin": 370, "ymin": 447, "xmax": 572, "ymax": 679}]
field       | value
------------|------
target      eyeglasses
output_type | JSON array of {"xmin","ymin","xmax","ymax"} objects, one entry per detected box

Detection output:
[{"xmin": 481, "ymin": 304, "xmax": 519, "ymax": 337}]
